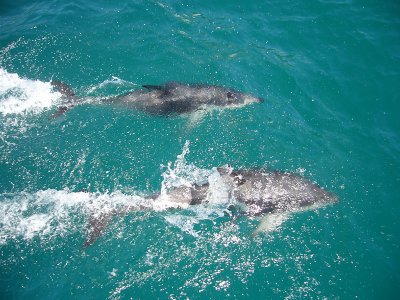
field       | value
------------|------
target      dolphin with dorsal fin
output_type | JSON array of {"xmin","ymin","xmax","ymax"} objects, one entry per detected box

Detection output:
[
  {"xmin": 51, "ymin": 81, "xmax": 263, "ymax": 117},
  {"xmin": 83, "ymin": 166, "xmax": 337, "ymax": 247}
]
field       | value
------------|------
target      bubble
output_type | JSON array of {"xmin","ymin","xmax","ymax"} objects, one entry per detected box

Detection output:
[{"xmin": 0, "ymin": 68, "xmax": 61, "ymax": 115}]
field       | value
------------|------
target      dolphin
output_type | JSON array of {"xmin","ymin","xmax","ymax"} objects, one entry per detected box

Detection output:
[
  {"xmin": 51, "ymin": 81, "xmax": 263, "ymax": 117},
  {"xmin": 83, "ymin": 166, "xmax": 337, "ymax": 247},
  {"xmin": 148, "ymin": 166, "xmax": 337, "ymax": 216}
]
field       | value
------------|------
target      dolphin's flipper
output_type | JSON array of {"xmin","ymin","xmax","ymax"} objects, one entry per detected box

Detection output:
[
  {"xmin": 252, "ymin": 213, "xmax": 289, "ymax": 236},
  {"xmin": 186, "ymin": 109, "xmax": 206, "ymax": 129}
]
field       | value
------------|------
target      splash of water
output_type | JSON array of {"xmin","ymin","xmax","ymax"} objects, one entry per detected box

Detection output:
[
  {"xmin": 86, "ymin": 76, "xmax": 139, "ymax": 95},
  {"xmin": 156, "ymin": 141, "xmax": 235, "ymax": 235},
  {"xmin": 0, "ymin": 68, "xmax": 61, "ymax": 115},
  {"xmin": 160, "ymin": 141, "xmax": 211, "ymax": 195},
  {"xmin": 0, "ymin": 189, "xmax": 150, "ymax": 245},
  {"xmin": 0, "ymin": 141, "xmax": 235, "ymax": 244}
]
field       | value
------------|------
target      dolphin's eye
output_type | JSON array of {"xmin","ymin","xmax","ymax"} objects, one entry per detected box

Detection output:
[
  {"xmin": 227, "ymin": 92, "xmax": 233, "ymax": 99},
  {"xmin": 234, "ymin": 176, "xmax": 246, "ymax": 186}
]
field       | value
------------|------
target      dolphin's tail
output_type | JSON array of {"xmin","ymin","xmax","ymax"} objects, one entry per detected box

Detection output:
[
  {"xmin": 83, "ymin": 210, "xmax": 116, "ymax": 248},
  {"xmin": 51, "ymin": 80, "xmax": 77, "ymax": 118},
  {"xmin": 83, "ymin": 196, "xmax": 157, "ymax": 248}
]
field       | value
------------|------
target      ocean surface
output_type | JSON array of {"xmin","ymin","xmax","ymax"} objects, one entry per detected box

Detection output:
[{"xmin": 1, "ymin": 0, "xmax": 399, "ymax": 299}]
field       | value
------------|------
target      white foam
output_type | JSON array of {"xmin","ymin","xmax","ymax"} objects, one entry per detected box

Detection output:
[
  {"xmin": 0, "ymin": 189, "xmax": 150, "ymax": 244},
  {"xmin": 156, "ymin": 141, "xmax": 235, "ymax": 233},
  {"xmin": 0, "ymin": 68, "xmax": 61, "ymax": 115},
  {"xmin": 17, "ymin": 213, "xmax": 52, "ymax": 240},
  {"xmin": 153, "ymin": 141, "xmax": 211, "ymax": 212},
  {"xmin": 205, "ymin": 168, "xmax": 234, "ymax": 206},
  {"xmin": 86, "ymin": 76, "xmax": 139, "ymax": 94},
  {"xmin": 159, "ymin": 140, "xmax": 212, "ymax": 196},
  {"xmin": 163, "ymin": 215, "xmax": 200, "ymax": 237}
]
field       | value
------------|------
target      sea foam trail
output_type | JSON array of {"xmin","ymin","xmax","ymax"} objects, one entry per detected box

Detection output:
[
  {"xmin": 0, "ymin": 68, "xmax": 61, "ymax": 115},
  {"xmin": 86, "ymin": 76, "xmax": 139, "ymax": 94},
  {"xmin": 0, "ymin": 189, "xmax": 155, "ymax": 245},
  {"xmin": 0, "ymin": 141, "xmax": 235, "ymax": 244}
]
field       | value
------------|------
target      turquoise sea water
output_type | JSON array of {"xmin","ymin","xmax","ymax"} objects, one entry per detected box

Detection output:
[{"xmin": 1, "ymin": 0, "xmax": 399, "ymax": 299}]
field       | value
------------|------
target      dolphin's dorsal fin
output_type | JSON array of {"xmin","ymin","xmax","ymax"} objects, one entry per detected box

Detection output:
[
  {"xmin": 142, "ymin": 84, "xmax": 164, "ymax": 91},
  {"xmin": 51, "ymin": 80, "xmax": 75, "ymax": 97}
]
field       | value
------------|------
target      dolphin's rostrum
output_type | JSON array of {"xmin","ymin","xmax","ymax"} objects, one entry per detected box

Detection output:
[{"xmin": 51, "ymin": 81, "xmax": 263, "ymax": 117}]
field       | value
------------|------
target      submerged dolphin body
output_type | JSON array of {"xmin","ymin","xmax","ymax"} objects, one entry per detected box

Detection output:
[
  {"xmin": 83, "ymin": 167, "xmax": 337, "ymax": 247},
  {"xmin": 51, "ymin": 81, "xmax": 263, "ymax": 117}
]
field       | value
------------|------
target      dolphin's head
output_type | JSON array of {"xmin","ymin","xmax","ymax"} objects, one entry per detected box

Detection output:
[
  {"xmin": 209, "ymin": 86, "xmax": 263, "ymax": 107},
  {"xmin": 216, "ymin": 167, "xmax": 338, "ymax": 215},
  {"xmin": 310, "ymin": 185, "xmax": 338, "ymax": 205},
  {"xmin": 223, "ymin": 89, "xmax": 264, "ymax": 107}
]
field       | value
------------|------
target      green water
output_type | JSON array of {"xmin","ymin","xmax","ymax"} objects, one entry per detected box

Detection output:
[{"xmin": 0, "ymin": 1, "xmax": 399, "ymax": 299}]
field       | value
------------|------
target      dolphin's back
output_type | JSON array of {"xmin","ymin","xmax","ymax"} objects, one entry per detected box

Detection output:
[
  {"xmin": 111, "ymin": 84, "xmax": 205, "ymax": 114},
  {"xmin": 109, "ymin": 82, "xmax": 259, "ymax": 115}
]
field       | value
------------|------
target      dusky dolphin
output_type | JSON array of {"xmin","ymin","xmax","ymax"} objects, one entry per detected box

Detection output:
[
  {"xmin": 83, "ymin": 166, "xmax": 337, "ymax": 247},
  {"xmin": 51, "ymin": 81, "xmax": 263, "ymax": 117}
]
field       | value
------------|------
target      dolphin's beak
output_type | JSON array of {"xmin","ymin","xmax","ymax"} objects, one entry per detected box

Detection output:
[{"xmin": 257, "ymin": 97, "xmax": 265, "ymax": 103}]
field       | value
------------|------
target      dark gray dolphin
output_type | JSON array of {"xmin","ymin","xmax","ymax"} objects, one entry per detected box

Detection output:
[
  {"xmin": 51, "ymin": 81, "xmax": 263, "ymax": 117},
  {"xmin": 83, "ymin": 167, "xmax": 337, "ymax": 247}
]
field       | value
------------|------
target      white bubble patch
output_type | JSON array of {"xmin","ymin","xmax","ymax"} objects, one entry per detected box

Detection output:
[
  {"xmin": 86, "ymin": 76, "xmax": 139, "ymax": 94},
  {"xmin": 0, "ymin": 189, "xmax": 151, "ymax": 245},
  {"xmin": 155, "ymin": 141, "xmax": 235, "ymax": 233},
  {"xmin": 0, "ymin": 68, "xmax": 61, "ymax": 115}
]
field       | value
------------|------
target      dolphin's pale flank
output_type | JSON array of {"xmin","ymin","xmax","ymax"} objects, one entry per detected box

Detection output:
[{"xmin": 51, "ymin": 81, "xmax": 263, "ymax": 117}]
